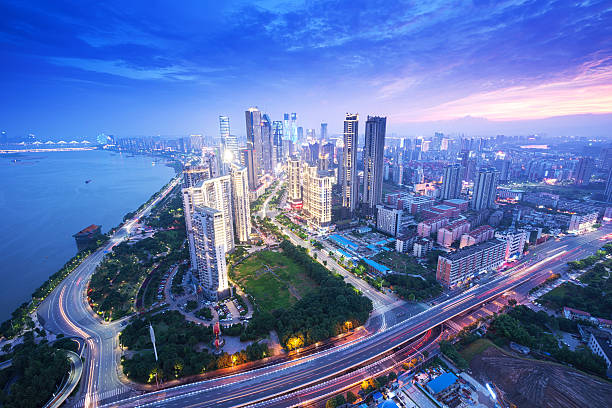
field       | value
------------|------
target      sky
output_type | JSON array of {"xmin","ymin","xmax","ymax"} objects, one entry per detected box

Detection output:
[{"xmin": 1, "ymin": 0, "xmax": 612, "ymax": 139}]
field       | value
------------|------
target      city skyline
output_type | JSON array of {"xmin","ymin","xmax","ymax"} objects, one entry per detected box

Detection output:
[{"xmin": 1, "ymin": 1, "xmax": 612, "ymax": 139}]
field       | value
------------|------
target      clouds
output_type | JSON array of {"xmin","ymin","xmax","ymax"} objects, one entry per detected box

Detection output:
[{"xmin": 0, "ymin": 0, "xmax": 611, "ymax": 137}]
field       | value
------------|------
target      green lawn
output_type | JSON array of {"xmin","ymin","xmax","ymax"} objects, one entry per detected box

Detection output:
[
  {"xmin": 230, "ymin": 251, "xmax": 318, "ymax": 312},
  {"xmin": 459, "ymin": 338, "xmax": 495, "ymax": 363}
]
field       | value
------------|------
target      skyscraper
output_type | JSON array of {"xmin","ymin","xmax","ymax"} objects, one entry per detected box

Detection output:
[
  {"xmin": 342, "ymin": 113, "xmax": 359, "ymax": 213},
  {"xmin": 230, "ymin": 164, "xmax": 252, "ymax": 243},
  {"xmin": 272, "ymin": 120, "xmax": 283, "ymax": 168},
  {"xmin": 362, "ymin": 116, "xmax": 387, "ymax": 210},
  {"xmin": 261, "ymin": 113, "xmax": 274, "ymax": 174},
  {"xmin": 245, "ymin": 107, "xmax": 263, "ymax": 178},
  {"xmin": 182, "ymin": 175, "xmax": 235, "ymax": 254},
  {"xmin": 441, "ymin": 164, "xmax": 463, "ymax": 200},
  {"xmin": 320, "ymin": 123, "xmax": 328, "ymax": 141},
  {"xmin": 182, "ymin": 164, "xmax": 211, "ymax": 188},
  {"xmin": 287, "ymin": 156, "xmax": 302, "ymax": 209},
  {"xmin": 471, "ymin": 168, "xmax": 500, "ymax": 210},
  {"xmin": 219, "ymin": 115, "xmax": 239, "ymax": 163},
  {"xmin": 239, "ymin": 147, "xmax": 257, "ymax": 190},
  {"xmin": 290, "ymin": 113, "xmax": 298, "ymax": 143},
  {"xmin": 191, "ymin": 206, "xmax": 230, "ymax": 300},
  {"xmin": 574, "ymin": 157, "xmax": 594, "ymax": 185},
  {"xmin": 283, "ymin": 113, "xmax": 290, "ymax": 140}
]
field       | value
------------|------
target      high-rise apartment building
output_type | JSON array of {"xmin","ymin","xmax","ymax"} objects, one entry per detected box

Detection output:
[
  {"xmin": 436, "ymin": 239, "xmax": 506, "ymax": 287},
  {"xmin": 219, "ymin": 115, "xmax": 239, "ymax": 163},
  {"xmin": 362, "ymin": 116, "xmax": 387, "ymax": 211},
  {"xmin": 230, "ymin": 164, "xmax": 251, "ymax": 243},
  {"xmin": 287, "ymin": 156, "xmax": 302, "ymax": 209},
  {"xmin": 471, "ymin": 167, "xmax": 500, "ymax": 210},
  {"xmin": 342, "ymin": 113, "xmax": 359, "ymax": 213},
  {"xmin": 239, "ymin": 147, "xmax": 257, "ymax": 190},
  {"xmin": 191, "ymin": 206, "xmax": 230, "ymax": 300},
  {"xmin": 440, "ymin": 164, "xmax": 463, "ymax": 200},
  {"xmin": 302, "ymin": 164, "xmax": 333, "ymax": 232},
  {"xmin": 574, "ymin": 157, "xmax": 594, "ymax": 185},
  {"xmin": 182, "ymin": 175, "xmax": 235, "ymax": 254},
  {"xmin": 182, "ymin": 164, "xmax": 211, "ymax": 188},
  {"xmin": 376, "ymin": 205, "xmax": 402, "ymax": 236},
  {"xmin": 245, "ymin": 107, "xmax": 263, "ymax": 178}
]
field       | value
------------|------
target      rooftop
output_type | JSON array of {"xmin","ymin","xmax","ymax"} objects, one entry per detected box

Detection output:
[
  {"xmin": 74, "ymin": 224, "xmax": 101, "ymax": 236},
  {"xmin": 426, "ymin": 372, "xmax": 458, "ymax": 394},
  {"xmin": 433, "ymin": 204, "xmax": 455, "ymax": 211},
  {"xmin": 363, "ymin": 258, "xmax": 391, "ymax": 273},
  {"xmin": 441, "ymin": 238, "xmax": 505, "ymax": 261}
]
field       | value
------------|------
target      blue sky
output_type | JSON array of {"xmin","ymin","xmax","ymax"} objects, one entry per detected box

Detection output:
[{"xmin": 1, "ymin": 0, "xmax": 611, "ymax": 139}]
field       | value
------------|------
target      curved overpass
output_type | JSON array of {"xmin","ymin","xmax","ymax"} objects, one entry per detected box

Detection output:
[{"xmin": 101, "ymin": 237, "xmax": 596, "ymax": 408}]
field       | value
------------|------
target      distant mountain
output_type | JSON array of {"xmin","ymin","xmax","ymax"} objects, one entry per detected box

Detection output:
[{"xmin": 396, "ymin": 113, "xmax": 612, "ymax": 138}]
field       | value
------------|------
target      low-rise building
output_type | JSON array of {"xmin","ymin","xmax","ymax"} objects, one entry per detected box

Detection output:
[
  {"xmin": 568, "ymin": 212, "xmax": 598, "ymax": 234},
  {"xmin": 396, "ymin": 232, "xmax": 418, "ymax": 253},
  {"xmin": 413, "ymin": 238, "xmax": 433, "ymax": 257},
  {"xmin": 588, "ymin": 333, "xmax": 612, "ymax": 376},
  {"xmin": 442, "ymin": 198, "xmax": 469, "ymax": 211},
  {"xmin": 436, "ymin": 239, "xmax": 506, "ymax": 287},
  {"xmin": 495, "ymin": 229, "xmax": 528, "ymax": 260},
  {"xmin": 417, "ymin": 216, "xmax": 448, "ymax": 237},
  {"xmin": 459, "ymin": 225, "xmax": 494, "ymax": 248},
  {"xmin": 437, "ymin": 219, "xmax": 470, "ymax": 247}
]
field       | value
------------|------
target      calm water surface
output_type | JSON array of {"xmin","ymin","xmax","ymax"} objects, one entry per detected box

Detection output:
[{"xmin": 0, "ymin": 150, "xmax": 175, "ymax": 321}]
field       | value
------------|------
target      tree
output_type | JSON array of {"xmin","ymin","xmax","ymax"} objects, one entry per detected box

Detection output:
[{"xmin": 346, "ymin": 391, "xmax": 357, "ymax": 404}]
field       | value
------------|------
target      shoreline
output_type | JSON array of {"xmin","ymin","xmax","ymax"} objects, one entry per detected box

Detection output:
[{"xmin": 0, "ymin": 153, "xmax": 182, "ymax": 339}]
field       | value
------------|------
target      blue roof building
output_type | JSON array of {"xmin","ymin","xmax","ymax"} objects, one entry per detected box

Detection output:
[
  {"xmin": 363, "ymin": 258, "xmax": 391, "ymax": 274},
  {"xmin": 329, "ymin": 234, "xmax": 359, "ymax": 250},
  {"xmin": 426, "ymin": 372, "xmax": 458, "ymax": 394}
]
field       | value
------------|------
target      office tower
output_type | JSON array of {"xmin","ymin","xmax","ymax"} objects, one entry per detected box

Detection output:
[
  {"xmin": 272, "ymin": 120, "xmax": 284, "ymax": 168},
  {"xmin": 440, "ymin": 164, "xmax": 463, "ymax": 200},
  {"xmin": 230, "ymin": 164, "xmax": 252, "ymax": 243},
  {"xmin": 308, "ymin": 142, "xmax": 320, "ymax": 165},
  {"xmin": 283, "ymin": 113, "xmax": 290, "ymax": 140},
  {"xmin": 245, "ymin": 107, "xmax": 263, "ymax": 177},
  {"xmin": 321, "ymin": 123, "xmax": 328, "ymax": 141},
  {"xmin": 605, "ymin": 168, "xmax": 612, "ymax": 202},
  {"xmin": 574, "ymin": 157, "xmax": 594, "ymax": 185},
  {"xmin": 219, "ymin": 115, "xmax": 239, "ymax": 163},
  {"xmin": 291, "ymin": 113, "xmax": 298, "ymax": 143},
  {"xmin": 362, "ymin": 116, "xmax": 387, "ymax": 210},
  {"xmin": 287, "ymin": 156, "xmax": 302, "ymax": 209},
  {"xmin": 239, "ymin": 147, "xmax": 257, "ymax": 190},
  {"xmin": 302, "ymin": 164, "xmax": 333, "ymax": 232},
  {"xmin": 189, "ymin": 134, "xmax": 204, "ymax": 152},
  {"xmin": 191, "ymin": 206, "xmax": 230, "ymax": 300},
  {"xmin": 261, "ymin": 113, "xmax": 274, "ymax": 174},
  {"xmin": 342, "ymin": 113, "xmax": 359, "ymax": 213},
  {"xmin": 471, "ymin": 167, "xmax": 500, "ymax": 210},
  {"xmin": 182, "ymin": 175, "xmax": 235, "ymax": 254},
  {"xmin": 182, "ymin": 164, "xmax": 211, "ymax": 188}
]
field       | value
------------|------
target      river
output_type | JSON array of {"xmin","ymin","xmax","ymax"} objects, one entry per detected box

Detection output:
[{"xmin": 0, "ymin": 150, "xmax": 176, "ymax": 322}]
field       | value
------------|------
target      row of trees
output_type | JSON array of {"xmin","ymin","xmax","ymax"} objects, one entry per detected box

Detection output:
[
  {"xmin": 120, "ymin": 311, "xmax": 269, "ymax": 383},
  {"xmin": 384, "ymin": 273, "xmax": 443, "ymax": 301},
  {"xmin": 0, "ymin": 332, "xmax": 70, "ymax": 408},
  {"xmin": 240, "ymin": 240, "xmax": 373, "ymax": 350}
]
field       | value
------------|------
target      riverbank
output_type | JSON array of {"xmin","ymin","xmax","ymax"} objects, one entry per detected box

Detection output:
[{"xmin": 0, "ymin": 150, "xmax": 178, "ymax": 332}]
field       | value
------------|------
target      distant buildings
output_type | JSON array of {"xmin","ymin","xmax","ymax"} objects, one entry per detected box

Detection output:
[
  {"xmin": 605, "ymin": 168, "xmax": 612, "ymax": 202},
  {"xmin": 574, "ymin": 157, "xmax": 594, "ymax": 185},
  {"xmin": 342, "ymin": 113, "xmax": 359, "ymax": 213},
  {"xmin": 219, "ymin": 115, "xmax": 239, "ymax": 163},
  {"xmin": 436, "ymin": 239, "xmax": 506, "ymax": 287},
  {"xmin": 440, "ymin": 164, "xmax": 463, "ymax": 200},
  {"xmin": 471, "ymin": 167, "xmax": 499, "ymax": 210},
  {"xmin": 362, "ymin": 116, "xmax": 387, "ymax": 211}
]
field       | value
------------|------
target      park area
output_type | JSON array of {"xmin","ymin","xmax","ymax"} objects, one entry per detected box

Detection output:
[{"xmin": 230, "ymin": 250, "xmax": 318, "ymax": 312}]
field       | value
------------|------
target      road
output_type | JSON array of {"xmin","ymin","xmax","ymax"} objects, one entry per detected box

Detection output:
[
  {"xmin": 38, "ymin": 177, "xmax": 180, "ymax": 408},
  {"xmin": 101, "ymin": 224, "xmax": 612, "ymax": 408},
  {"xmin": 43, "ymin": 350, "xmax": 83, "ymax": 408}
]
